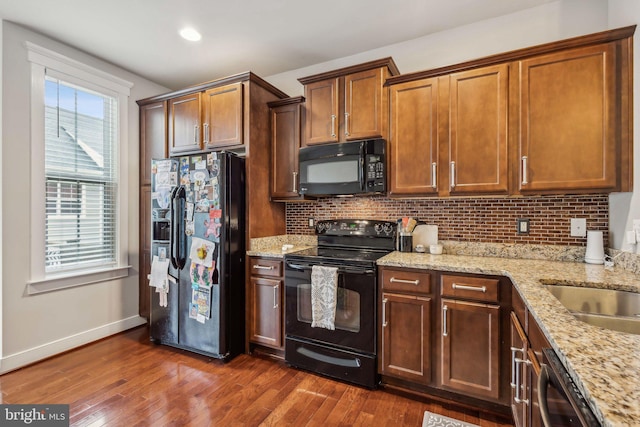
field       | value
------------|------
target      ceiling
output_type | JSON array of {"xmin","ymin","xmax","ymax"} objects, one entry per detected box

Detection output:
[{"xmin": 0, "ymin": 0, "xmax": 556, "ymax": 90}]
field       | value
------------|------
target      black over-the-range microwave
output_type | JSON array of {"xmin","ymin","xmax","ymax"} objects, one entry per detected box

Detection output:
[{"xmin": 298, "ymin": 138, "xmax": 386, "ymax": 197}]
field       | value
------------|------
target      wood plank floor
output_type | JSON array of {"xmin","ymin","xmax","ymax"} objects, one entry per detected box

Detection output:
[{"xmin": 0, "ymin": 327, "xmax": 513, "ymax": 426}]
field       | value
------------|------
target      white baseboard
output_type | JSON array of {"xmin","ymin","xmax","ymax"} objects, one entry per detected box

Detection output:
[{"xmin": 0, "ymin": 315, "xmax": 147, "ymax": 374}]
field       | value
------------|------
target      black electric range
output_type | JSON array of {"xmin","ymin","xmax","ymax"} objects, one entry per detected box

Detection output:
[{"xmin": 283, "ymin": 219, "xmax": 396, "ymax": 388}]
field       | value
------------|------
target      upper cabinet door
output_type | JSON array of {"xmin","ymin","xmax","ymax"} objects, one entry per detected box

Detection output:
[
  {"xmin": 344, "ymin": 68, "xmax": 384, "ymax": 141},
  {"xmin": 203, "ymin": 82, "xmax": 244, "ymax": 149},
  {"xmin": 388, "ymin": 77, "xmax": 439, "ymax": 196},
  {"xmin": 304, "ymin": 78, "xmax": 340, "ymax": 145},
  {"xmin": 140, "ymin": 101, "xmax": 167, "ymax": 185},
  {"xmin": 448, "ymin": 64, "xmax": 509, "ymax": 195},
  {"xmin": 168, "ymin": 92, "xmax": 201, "ymax": 155},
  {"xmin": 518, "ymin": 43, "xmax": 617, "ymax": 193},
  {"xmin": 270, "ymin": 101, "xmax": 302, "ymax": 200}
]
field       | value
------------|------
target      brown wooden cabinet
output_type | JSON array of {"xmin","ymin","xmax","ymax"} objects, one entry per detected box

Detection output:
[
  {"xmin": 268, "ymin": 97, "xmax": 305, "ymax": 201},
  {"xmin": 510, "ymin": 290, "xmax": 549, "ymax": 427},
  {"xmin": 447, "ymin": 64, "xmax": 509, "ymax": 195},
  {"xmin": 249, "ymin": 257, "xmax": 284, "ymax": 350},
  {"xmin": 299, "ymin": 58, "xmax": 399, "ymax": 146},
  {"xmin": 140, "ymin": 101, "xmax": 168, "ymax": 186},
  {"xmin": 441, "ymin": 299, "xmax": 500, "ymax": 399},
  {"xmin": 168, "ymin": 82, "xmax": 244, "ymax": 156},
  {"xmin": 386, "ymin": 26, "xmax": 634, "ymax": 197},
  {"xmin": 388, "ymin": 77, "xmax": 439, "ymax": 196},
  {"xmin": 168, "ymin": 92, "xmax": 201, "ymax": 155},
  {"xmin": 517, "ymin": 42, "xmax": 622, "ymax": 193},
  {"xmin": 388, "ymin": 63, "xmax": 509, "ymax": 197},
  {"xmin": 379, "ymin": 267, "xmax": 433, "ymax": 385},
  {"xmin": 202, "ymin": 82, "xmax": 243, "ymax": 149},
  {"xmin": 137, "ymin": 100, "xmax": 167, "ymax": 320},
  {"xmin": 439, "ymin": 274, "xmax": 501, "ymax": 400}
]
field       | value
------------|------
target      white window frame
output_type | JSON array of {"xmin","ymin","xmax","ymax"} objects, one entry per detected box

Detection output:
[{"xmin": 26, "ymin": 42, "xmax": 133, "ymax": 294}]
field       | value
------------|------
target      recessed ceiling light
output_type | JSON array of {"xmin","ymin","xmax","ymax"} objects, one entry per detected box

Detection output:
[{"xmin": 179, "ymin": 27, "xmax": 202, "ymax": 42}]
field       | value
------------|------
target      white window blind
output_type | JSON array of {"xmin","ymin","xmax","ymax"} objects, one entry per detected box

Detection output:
[{"xmin": 44, "ymin": 75, "xmax": 118, "ymax": 272}]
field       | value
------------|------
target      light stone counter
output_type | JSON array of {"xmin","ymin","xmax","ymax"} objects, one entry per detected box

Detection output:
[
  {"xmin": 377, "ymin": 252, "xmax": 640, "ymax": 427},
  {"xmin": 246, "ymin": 234, "xmax": 317, "ymax": 258}
]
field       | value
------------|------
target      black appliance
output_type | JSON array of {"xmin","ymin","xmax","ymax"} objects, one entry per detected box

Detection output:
[
  {"xmin": 149, "ymin": 152, "xmax": 245, "ymax": 361},
  {"xmin": 284, "ymin": 219, "xmax": 396, "ymax": 388},
  {"xmin": 538, "ymin": 348, "xmax": 600, "ymax": 426},
  {"xmin": 298, "ymin": 138, "xmax": 386, "ymax": 197}
]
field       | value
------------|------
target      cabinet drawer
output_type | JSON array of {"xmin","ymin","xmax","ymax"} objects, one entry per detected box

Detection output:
[
  {"xmin": 440, "ymin": 274, "xmax": 499, "ymax": 303},
  {"xmin": 249, "ymin": 258, "xmax": 282, "ymax": 277},
  {"xmin": 381, "ymin": 268, "xmax": 432, "ymax": 294}
]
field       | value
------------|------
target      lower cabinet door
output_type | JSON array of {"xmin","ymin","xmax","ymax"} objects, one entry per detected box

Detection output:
[
  {"xmin": 250, "ymin": 277, "xmax": 283, "ymax": 348},
  {"xmin": 380, "ymin": 292, "xmax": 432, "ymax": 384},
  {"xmin": 440, "ymin": 299, "xmax": 500, "ymax": 400}
]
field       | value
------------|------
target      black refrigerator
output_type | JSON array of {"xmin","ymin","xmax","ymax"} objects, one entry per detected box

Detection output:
[{"xmin": 148, "ymin": 151, "xmax": 245, "ymax": 361}]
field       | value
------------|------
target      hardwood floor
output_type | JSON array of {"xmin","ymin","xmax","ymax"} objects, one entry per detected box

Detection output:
[{"xmin": 0, "ymin": 327, "xmax": 513, "ymax": 426}]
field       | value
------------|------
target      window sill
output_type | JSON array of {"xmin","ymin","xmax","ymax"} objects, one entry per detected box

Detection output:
[{"xmin": 28, "ymin": 265, "xmax": 131, "ymax": 295}]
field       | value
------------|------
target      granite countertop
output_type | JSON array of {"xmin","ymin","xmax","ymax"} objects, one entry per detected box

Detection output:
[
  {"xmin": 246, "ymin": 234, "xmax": 317, "ymax": 258},
  {"xmin": 378, "ymin": 252, "xmax": 640, "ymax": 427}
]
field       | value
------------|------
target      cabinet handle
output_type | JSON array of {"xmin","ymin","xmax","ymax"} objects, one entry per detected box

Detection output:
[
  {"xmin": 382, "ymin": 298, "xmax": 388, "ymax": 327},
  {"xmin": 273, "ymin": 285, "xmax": 279, "ymax": 309},
  {"xmin": 442, "ymin": 304, "xmax": 448, "ymax": 336},
  {"xmin": 389, "ymin": 277, "xmax": 419, "ymax": 285},
  {"xmin": 431, "ymin": 162, "xmax": 437, "ymax": 189},
  {"xmin": 194, "ymin": 125, "xmax": 199, "ymax": 144},
  {"xmin": 450, "ymin": 161, "xmax": 456, "ymax": 188},
  {"xmin": 252, "ymin": 265, "xmax": 275, "ymax": 270},
  {"xmin": 331, "ymin": 115, "xmax": 336, "ymax": 138},
  {"xmin": 510, "ymin": 346, "xmax": 524, "ymax": 389},
  {"xmin": 292, "ymin": 171, "xmax": 298, "ymax": 193},
  {"xmin": 521, "ymin": 156, "xmax": 528, "ymax": 185},
  {"xmin": 514, "ymin": 357, "xmax": 531, "ymax": 405},
  {"xmin": 344, "ymin": 112, "xmax": 350, "ymax": 136},
  {"xmin": 452, "ymin": 283, "xmax": 487, "ymax": 293},
  {"xmin": 203, "ymin": 123, "xmax": 209, "ymax": 144}
]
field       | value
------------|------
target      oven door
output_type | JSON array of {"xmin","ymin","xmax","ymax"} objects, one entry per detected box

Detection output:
[
  {"xmin": 538, "ymin": 348, "xmax": 600, "ymax": 427},
  {"xmin": 284, "ymin": 259, "xmax": 376, "ymax": 354}
]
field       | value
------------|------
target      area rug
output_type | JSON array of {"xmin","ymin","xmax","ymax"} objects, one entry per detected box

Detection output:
[{"xmin": 422, "ymin": 411, "xmax": 479, "ymax": 427}]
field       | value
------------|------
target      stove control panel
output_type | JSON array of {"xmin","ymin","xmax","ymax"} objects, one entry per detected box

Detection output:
[{"xmin": 316, "ymin": 219, "xmax": 396, "ymax": 236}]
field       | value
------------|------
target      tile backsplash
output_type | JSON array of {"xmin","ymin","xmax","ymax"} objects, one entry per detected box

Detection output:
[{"xmin": 286, "ymin": 194, "xmax": 609, "ymax": 246}]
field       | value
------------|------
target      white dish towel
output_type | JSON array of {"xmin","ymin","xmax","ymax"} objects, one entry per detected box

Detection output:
[{"xmin": 311, "ymin": 265, "xmax": 338, "ymax": 330}]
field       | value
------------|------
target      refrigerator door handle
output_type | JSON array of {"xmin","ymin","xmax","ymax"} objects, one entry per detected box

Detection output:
[
  {"xmin": 169, "ymin": 186, "xmax": 179, "ymax": 269},
  {"xmin": 175, "ymin": 186, "xmax": 187, "ymax": 270}
]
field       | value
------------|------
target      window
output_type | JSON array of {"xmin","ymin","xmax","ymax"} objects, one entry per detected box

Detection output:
[
  {"xmin": 27, "ymin": 42, "xmax": 133, "ymax": 293},
  {"xmin": 44, "ymin": 77, "xmax": 117, "ymax": 271}
]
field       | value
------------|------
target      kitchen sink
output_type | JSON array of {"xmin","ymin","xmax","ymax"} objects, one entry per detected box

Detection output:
[{"xmin": 544, "ymin": 285, "xmax": 640, "ymax": 335}]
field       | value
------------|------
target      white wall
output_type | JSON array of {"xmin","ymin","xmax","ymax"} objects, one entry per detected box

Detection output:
[
  {"xmin": 1, "ymin": 21, "xmax": 169, "ymax": 372},
  {"xmin": 266, "ymin": 0, "xmax": 639, "ymax": 252},
  {"xmin": 266, "ymin": 0, "xmax": 608, "ymax": 96}
]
